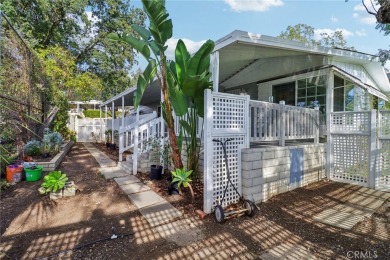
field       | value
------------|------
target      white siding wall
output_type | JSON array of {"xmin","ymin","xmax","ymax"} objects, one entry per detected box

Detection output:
[{"xmin": 331, "ymin": 61, "xmax": 379, "ymax": 89}]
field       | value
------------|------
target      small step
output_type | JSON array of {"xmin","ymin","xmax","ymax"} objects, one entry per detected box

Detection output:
[{"xmin": 118, "ymin": 161, "xmax": 133, "ymax": 174}]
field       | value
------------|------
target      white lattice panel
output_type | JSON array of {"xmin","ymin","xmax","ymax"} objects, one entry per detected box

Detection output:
[
  {"xmin": 332, "ymin": 135, "xmax": 369, "ymax": 185},
  {"xmin": 331, "ymin": 112, "xmax": 369, "ymax": 133},
  {"xmin": 211, "ymin": 136, "xmax": 245, "ymax": 208},
  {"xmin": 377, "ymin": 140, "xmax": 390, "ymax": 191},
  {"xmin": 379, "ymin": 111, "xmax": 390, "ymax": 137},
  {"xmin": 212, "ymin": 96, "xmax": 247, "ymax": 130},
  {"xmin": 204, "ymin": 90, "xmax": 250, "ymax": 213}
]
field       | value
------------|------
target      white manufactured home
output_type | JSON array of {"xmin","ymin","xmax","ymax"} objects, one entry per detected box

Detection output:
[{"xmin": 99, "ymin": 30, "xmax": 390, "ymax": 213}]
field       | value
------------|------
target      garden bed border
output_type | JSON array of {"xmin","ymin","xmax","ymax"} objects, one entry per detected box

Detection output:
[{"xmin": 36, "ymin": 141, "xmax": 74, "ymax": 172}]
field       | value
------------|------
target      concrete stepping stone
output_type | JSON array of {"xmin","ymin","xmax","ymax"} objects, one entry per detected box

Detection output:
[
  {"xmin": 128, "ymin": 190, "xmax": 166, "ymax": 209},
  {"xmin": 313, "ymin": 208, "xmax": 365, "ymax": 230},
  {"xmin": 99, "ymin": 166, "xmax": 128, "ymax": 179},
  {"xmin": 120, "ymin": 182, "xmax": 151, "ymax": 195},
  {"xmin": 114, "ymin": 176, "xmax": 141, "ymax": 186},
  {"xmin": 139, "ymin": 201, "xmax": 182, "ymax": 227}
]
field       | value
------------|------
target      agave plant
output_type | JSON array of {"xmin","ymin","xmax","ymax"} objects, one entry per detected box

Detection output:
[
  {"xmin": 41, "ymin": 171, "xmax": 68, "ymax": 194},
  {"xmin": 171, "ymin": 167, "xmax": 194, "ymax": 202}
]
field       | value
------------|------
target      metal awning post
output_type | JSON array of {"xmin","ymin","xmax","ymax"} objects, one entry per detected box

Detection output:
[
  {"xmin": 133, "ymin": 107, "xmax": 140, "ymax": 175},
  {"xmin": 111, "ymin": 102, "xmax": 114, "ymax": 144}
]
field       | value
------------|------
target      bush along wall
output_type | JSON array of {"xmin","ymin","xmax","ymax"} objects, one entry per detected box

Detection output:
[{"xmin": 83, "ymin": 110, "xmax": 101, "ymax": 118}]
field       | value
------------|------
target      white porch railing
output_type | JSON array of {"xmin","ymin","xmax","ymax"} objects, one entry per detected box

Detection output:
[
  {"xmin": 173, "ymin": 110, "xmax": 203, "ymax": 138},
  {"xmin": 118, "ymin": 112, "xmax": 162, "ymax": 161},
  {"xmin": 249, "ymin": 100, "xmax": 319, "ymax": 146}
]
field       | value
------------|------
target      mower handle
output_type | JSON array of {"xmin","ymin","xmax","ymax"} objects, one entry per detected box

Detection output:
[{"xmin": 212, "ymin": 138, "xmax": 234, "ymax": 144}]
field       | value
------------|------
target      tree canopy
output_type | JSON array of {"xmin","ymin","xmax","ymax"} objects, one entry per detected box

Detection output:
[
  {"xmin": 0, "ymin": 0, "xmax": 146, "ymax": 99},
  {"xmin": 278, "ymin": 24, "xmax": 353, "ymax": 49}
]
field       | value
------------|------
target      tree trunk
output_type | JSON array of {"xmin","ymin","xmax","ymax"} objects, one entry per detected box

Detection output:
[{"xmin": 160, "ymin": 57, "xmax": 183, "ymax": 170}]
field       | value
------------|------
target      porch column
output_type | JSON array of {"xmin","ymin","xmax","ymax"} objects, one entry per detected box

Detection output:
[
  {"xmin": 105, "ymin": 105, "xmax": 107, "ymax": 142},
  {"xmin": 119, "ymin": 96, "xmax": 125, "ymax": 162},
  {"xmin": 133, "ymin": 108, "xmax": 139, "ymax": 175},
  {"xmin": 279, "ymin": 101, "xmax": 285, "ymax": 146},
  {"xmin": 211, "ymin": 51, "xmax": 219, "ymax": 92},
  {"xmin": 99, "ymin": 107, "xmax": 102, "ymax": 142},
  {"xmin": 121, "ymin": 96, "xmax": 125, "ymax": 127},
  {"xmin": 325, "ymin": 71, "xmax": 334, "ymax": 180},
  {"xmin": 369, "ymin": 109, "xmax": 377, "ymax": 189},
  {"xmin": 111, "ymin": 102, "xmax": 114, "ymax": 144}
]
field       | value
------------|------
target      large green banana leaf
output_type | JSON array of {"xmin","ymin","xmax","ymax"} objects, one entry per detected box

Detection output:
[
  {"xmin": 108, "ymin": 33, "xmax": 150, "ymax": 60},
  {"xmin": 175, "ymin": 40, "xmax": 190, "ymax": 86}
]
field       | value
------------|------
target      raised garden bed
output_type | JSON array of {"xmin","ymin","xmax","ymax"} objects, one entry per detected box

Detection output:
[{"xmin": 34, "ymin": 141, "xmax": 74, "ymax": 172}]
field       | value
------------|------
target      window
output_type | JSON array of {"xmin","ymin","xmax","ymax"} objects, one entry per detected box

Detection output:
[
  {"xmin": 297, "ymin": 75, "xmax": 327, "ymax": 113},
  {"xmin": 272, "ymin": 82, "xmax": 296, "ymax": 105},
  {"xmin": 333, "ymin": 75, "xmax": 369, "ymax": 112}
]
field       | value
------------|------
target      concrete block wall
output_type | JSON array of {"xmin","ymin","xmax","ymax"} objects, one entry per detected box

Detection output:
[{"xmin": 241, "ymin": 143, "xmax": 325, "ymax": 203}]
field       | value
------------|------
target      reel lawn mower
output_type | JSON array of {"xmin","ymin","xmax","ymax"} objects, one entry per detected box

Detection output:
[{"xmin": 212, "ymin": 138, "xmax": 257, "ymax": 223}]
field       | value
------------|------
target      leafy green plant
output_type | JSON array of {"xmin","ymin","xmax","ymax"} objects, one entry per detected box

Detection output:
[
  {"xmin": 0, "ymin": 179, "xmax": 10, "ymax": 192},
  {"xmin": 145, "ymin": 136, "xmax": 171, "ymax": 168},
  {"xmin": 40, "ymin": 171, "xmax": 68, "ymax": 194},
  {"xmin": 109, "ymin": 0, "xmax": 214, "ymax": 174},
  {"xmin": 83, "ymin": 110, "xmax": 101, "ymax": 118},
  {"xmin": 171, "ymin": 167, "xmax": 194, "ymax": 202},
  {"xmin": 40, "ymin": 129, "xmax": 63, "ymax": 155},
  {"xmin": 24, "ymin": 139, "xmax": 42, "ymax": 156}
]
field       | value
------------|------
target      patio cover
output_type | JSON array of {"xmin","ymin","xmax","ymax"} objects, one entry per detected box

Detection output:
[
  {"xmin": 214, "ymin": 30, "xmax": 390, "ymax": 97},
  {"xmin": 100, "ymin": 79, "xmax": 161, "ymax": 108}
]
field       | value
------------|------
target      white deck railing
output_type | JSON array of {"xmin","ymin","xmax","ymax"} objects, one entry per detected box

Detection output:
[
  {"xmin": 249, "ymin": 100, "xmax": 319, "ymax": 145},
  {"xmin": 118, "ymin": 112, "xmax": 162, "ymax": 161}
]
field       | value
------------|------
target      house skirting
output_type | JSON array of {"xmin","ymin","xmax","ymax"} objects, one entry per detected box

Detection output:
[{"xmin": 241, "ymin": 143, "xmax": 325, "ymax": 203}]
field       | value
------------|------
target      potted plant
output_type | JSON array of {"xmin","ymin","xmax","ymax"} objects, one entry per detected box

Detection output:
[
  {"xmin": 109, "ymin": 130, "xmax": 118, "ymax": 150},
  {"xmin": 105, "ymin": 130, "xmax": 111, "ymax": 147},
  {"xmin": 148, "ymin": 136, "xmax": 166, "ymax": 180}
]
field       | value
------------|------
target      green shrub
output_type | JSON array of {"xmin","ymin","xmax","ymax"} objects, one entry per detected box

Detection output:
[
  {"xmin": 83, "ymin": 110, "xmax": 101, "ymax": 118},
  {"xmin": 24, "ymin": 139, "xmax": 41, "ymax": 156}
]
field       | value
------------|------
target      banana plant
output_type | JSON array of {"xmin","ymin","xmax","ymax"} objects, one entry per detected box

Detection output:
[
  {"xmin": 170, "ymin": 39, "xmax": 214, "ymax": 179},
  {"xmin": 108, "ymin": 0, "xmax": 183, "ymax": 169},
  {"xmin": 108, "ymin": 0, "xmax": 215, "ymax": 175}
]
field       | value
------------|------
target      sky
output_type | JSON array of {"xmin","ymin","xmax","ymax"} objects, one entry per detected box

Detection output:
[{"xmin": 128, "ymin": 0, "xmax": 389, "ymax": 71}]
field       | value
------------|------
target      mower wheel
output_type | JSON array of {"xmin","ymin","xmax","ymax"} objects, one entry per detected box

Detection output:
[
  {"xmin": 243, "ymin": 199, "xmax": 256, "ymax": 217},
  {"xmin": 214, "ymin": 205, "xmax": 225, "ymax": 223}
]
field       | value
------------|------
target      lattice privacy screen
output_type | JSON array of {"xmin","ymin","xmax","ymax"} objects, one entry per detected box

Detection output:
[
  {"xmin": 379, "ymin": 111, "xmax": 390, "ymax": 137},
  {"xmin": 330, "ymin": 111, "xmax": 372, "ymax": 187},
  {"xmin": 331, "ymin": 112, "xmax": 369, "ymax": 132},
  {"xmin": 332, "ymin": 135, "xmax": 369, "ymax": 185},
  {"xmin": 377, "ymin": 140, "xmax": 390, "ymax": 191},
  {"xmin": 203, "ymin": 90, "xmax": 250, "ymax": 213},
  {"xmin": 212, "ymin": 135, "xmax": 246, "ymax": 208},
  {"xmin": 377, "ymin": 111, "xmax": 390, "ymax": 191}
]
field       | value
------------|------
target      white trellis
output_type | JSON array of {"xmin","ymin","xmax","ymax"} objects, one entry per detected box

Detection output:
[
  {"xmin": 203, "ymin": 90, "xmax": 250, "ymax": 214},
  {"xmin": 377, "ymin": 111, "xmax": 390, "ymax": 192},
  {"xmin": 329, "ymin": 111, "xmax": 376, "ymax": 188}
]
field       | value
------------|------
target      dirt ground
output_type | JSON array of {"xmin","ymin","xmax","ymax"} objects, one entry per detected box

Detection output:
[{"xmin": 1, "ymin": 143, "xmax": 389, "ymax": 259}]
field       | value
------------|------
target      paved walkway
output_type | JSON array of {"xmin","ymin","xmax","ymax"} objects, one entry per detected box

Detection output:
[
  {"xmin": 83, "ymin": 143, "xmax": 202, "ymax": 246},
  {"xmin": 312, "ymin": 184, "xmax": 390, "ymax": 230}
]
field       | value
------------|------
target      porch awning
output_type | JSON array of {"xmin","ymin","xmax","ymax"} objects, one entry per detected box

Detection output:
[
  {"xmin": 332, "ymin": 66, "xmax": 389, "ymax": 102},
  {"xmin": 100, "ymin": 79, "xmax": 161, "ymax": 107}
]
